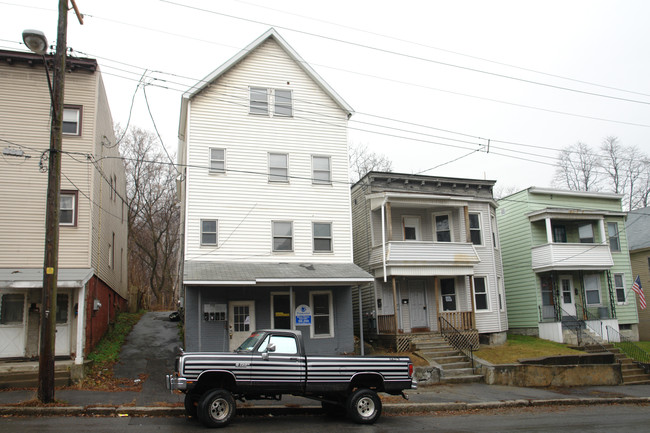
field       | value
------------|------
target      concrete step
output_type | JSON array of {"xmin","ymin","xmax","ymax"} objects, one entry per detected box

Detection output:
[
  {"xmin": 623, "ymin": 379, "xmax": 650, "ymax": 385},
  {"xmin": 622, "ymin": 374, "xmax": 650, "ymax": 384},
  {"xmin": 419, "ymin": 348, "xmax": 460, "ymax": 357},
  {"xmin": 440, "ymin": 374, "xmax": 484, "ymax": 384},
  {"xmin": 0, "ymin": 370, "xmax": 71, "ymax": 389},
  {"xmin": 413, "ymin": 342, "xmax": 452, "ymax": 351},
  {"xmin": 433, "ymin": 355, "xmax": 468, "ymax": 365},
  {"xmin": 440, "ymin": 361, "xmax": 473, "ymax": 370},
  {"xmin": 442, "ymin": 367, "xmax": 475, "ymax": 376}
]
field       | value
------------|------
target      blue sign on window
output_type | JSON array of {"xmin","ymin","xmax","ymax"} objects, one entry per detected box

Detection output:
[{"xmin": 295, "ymin": 304, "xmax": 312, "ymax": 326}]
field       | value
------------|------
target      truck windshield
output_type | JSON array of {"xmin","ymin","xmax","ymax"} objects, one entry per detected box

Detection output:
[{"xmin": 234, "ymin": 332, "xmax": 264, "ymax": 353}]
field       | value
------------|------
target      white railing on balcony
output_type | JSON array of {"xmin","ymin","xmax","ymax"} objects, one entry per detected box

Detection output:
[
  {"xmin": 369, "ymin": 241, "xmax": 480, "ymax": 268},
  {"xmin": 531, "ymin": 243, "xmax": 613, "ymax": 272}
]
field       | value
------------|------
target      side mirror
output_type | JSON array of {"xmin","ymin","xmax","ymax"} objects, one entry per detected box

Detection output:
[{"xmin": 267, "ymin": 343, "xmax": 276, "ymax": 353}]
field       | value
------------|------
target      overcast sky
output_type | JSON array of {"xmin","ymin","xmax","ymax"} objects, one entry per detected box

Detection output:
[{"xmin": 3, "ymin": 0, "xmax": 650, "ymax": 192}]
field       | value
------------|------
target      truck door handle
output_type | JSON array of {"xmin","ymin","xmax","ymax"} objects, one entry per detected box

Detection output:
[{"xmin": 289, "ymin": 358, "xmax": 298, "ymax": 361}]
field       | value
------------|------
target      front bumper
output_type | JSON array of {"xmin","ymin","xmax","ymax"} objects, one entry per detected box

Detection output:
[{"xmin": 165, "ymin": 374, "xmax": 188, "ymax": 391}]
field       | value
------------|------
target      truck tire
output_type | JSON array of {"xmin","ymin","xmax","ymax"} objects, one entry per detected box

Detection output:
[
  {"xmin": 346, "ymin": 388, "xmax": 382, "ymax": 424},
  {"xmin": 184, "ymin": 392, "xmax": 199, "ymax": 418},
  {"xmin": 197, "ymin": 389, "xmax": 236, "ymax": 428}
]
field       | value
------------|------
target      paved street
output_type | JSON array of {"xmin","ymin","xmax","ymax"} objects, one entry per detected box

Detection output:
[{"xmin": 1, "ymin": 404, "xmax": 650, "ymax": 432}]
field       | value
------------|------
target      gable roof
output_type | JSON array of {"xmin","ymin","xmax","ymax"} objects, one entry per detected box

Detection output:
[{"xmin": 178, "ymin": 28, "xmax": 353, "ymax": 139}]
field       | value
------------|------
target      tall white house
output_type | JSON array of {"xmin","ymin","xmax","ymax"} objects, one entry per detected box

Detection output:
[
  {"xmin": 0, "ymin": 49, "xmax": 127, "ymax": 363},
  {"xmin": 178, "ymin": 29, "xmax": 372, "ymax": 354}
]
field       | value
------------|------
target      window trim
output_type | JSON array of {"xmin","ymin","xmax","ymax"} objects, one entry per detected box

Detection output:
[
  {"xmin": 433, "ymin": 212, "xmax": 453, "ymax": 242},
  {"xmin": 249, "ymin": 87, "xmax": 269, "ymax": 115},
  {"xmin": 608, "ymin": 222, "xmax": 621, "ymax": 252},
  {"xmin": 402, "ymin": 215, "xmax": 422, "ymax": 241},
  {"xmin": 468, "ymin": 212, "xmax": 483, "ymax": 246},
  {"xmin": 200, "ymin": 219, "xmax": 218, "ymax": 246},
  {"xmin": 313, "ymin": 222, "xmax": 333, "ymax": 253},
  {"xmin": 268, "ymin": 152, "xmax": 289, "ymax": 183},
  {"xmin": 209, "ymin": 147, "xmax": 226, "ymax": 174},
  {"xmin": 614, "ymin": 273, "xmax": 626, "ymax": 304},
  {"xmin": 312, "ymin": 155, "xmax": 331, "ymax": 185},
  {"xmin": 440, "ymin": 278, "xmax": 457, "ymax": 312},
  {"xmin": 272, "ymin": 220, "xmax": 294, "ymax": 252},
  {"xmin": 584, "ymin": 274, "xmax": 602, "ymax": 306},
  {"xmin": 62, "ymin": 105, "xmax": 82, "ymax": 136},
  {"xmin": 473, "ymin": 276, "xmax": 490, "ymax": 312},
  {"xmin": 310, "ymin": 290, "xmax": 334, "ymax": 339},
  {"xmin": 273, "ymin": 89, "xmax": 293, "ymax": 117},
  {"xmin": 60, "ymin": 190, "xmax": 78, "ymax": 227}
]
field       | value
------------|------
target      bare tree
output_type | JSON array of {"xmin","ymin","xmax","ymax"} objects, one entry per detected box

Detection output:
[
  {"xmin": 599, "ymin": 137, "xmax": 647, "ymax": 211},
  {"xmin": 635, "ymin": 157, "xmax": 650, "ymax": 209},
  {"xmin": 118, "ymin": 126, "xmax": 180, "ymax": 310},
  {"xmin": 349, "ymin": 142, "xmax": 393, "ymax": 183},
  {"xmin": 553, "ymin": 142, "xmax": 601, "ymax": 191}
]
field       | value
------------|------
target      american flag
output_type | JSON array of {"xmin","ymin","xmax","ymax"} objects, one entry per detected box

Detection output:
[{"xmin": 632, "ymin": 275, "xmax": 646, "ymax": 310}]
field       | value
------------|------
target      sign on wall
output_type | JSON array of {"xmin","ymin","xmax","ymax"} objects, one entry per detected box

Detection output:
[{"xmin": 295, "ymin": 304, "xmax": 312, "ymax": 326}]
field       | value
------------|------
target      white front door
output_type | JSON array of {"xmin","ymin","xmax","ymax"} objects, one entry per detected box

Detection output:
[
  {"xmin": 559, "ymin": 276, "xmax": 576, "ymax": 317},
  {"xmin": 0, "ymin": 292, "xmax": 26, "ymax": 357},
  {"xmin": 408, "ymin": 281, "xmax": 428, "ymax": 329},
  {"xmin": 229, "ymin": 301, "xmax": 255, "ymax": 351},
  {"xmin": 55, "ymin": 293, "xmax": 71, "ymax": 356}
]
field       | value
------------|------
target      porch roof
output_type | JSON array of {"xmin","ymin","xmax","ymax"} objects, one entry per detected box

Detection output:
[
  {"xmin": 0, "ymin": 268, "xmax": 94, "ymax": 289},
  {"xmin": 183, "ymin": 261, "xmax": 373, "ymax": 286}
]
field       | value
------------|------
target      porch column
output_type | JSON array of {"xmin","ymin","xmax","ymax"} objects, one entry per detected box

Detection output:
[
  {"xmin": 386, "ymin": 202, "xmax": 393, "ymax": 241},
  {"xmin": 545, "ymin": 218, "xmax": 553, "ymax": 243},
  {"xmin": 381, "ymin": 202, "xmax": 387, "ymax": 282},
  {"xmin": 463, "ymin": 206, "xmax": 471, "ymax": 243},
  {"xmin": 392, "ymin": 276, "xmax": 399, "ymax": 335},
  {"xmin": 598, "ymin": 218, "xmax": 607, "ymax": 244},
  {"xmin": 75, "ymin": 284, "xmax": 86, "ymax": 364},
  {"xmin": 468, "ymin": 276, "xmax": 476, "ymax": 330},
  {"xmin": 434, "ymin": 277, "xmax": 441, "ymax": 331}
]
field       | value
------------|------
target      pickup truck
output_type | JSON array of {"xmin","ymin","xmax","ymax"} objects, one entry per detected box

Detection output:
[{"xmin": 166, "ymin": 329, "xmax": 416, "ymax": 427}]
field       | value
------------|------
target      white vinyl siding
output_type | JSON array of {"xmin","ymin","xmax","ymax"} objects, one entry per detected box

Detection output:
[{"xmin": 183, "ymin": 37, "xmax": 353, "ymax": 263}]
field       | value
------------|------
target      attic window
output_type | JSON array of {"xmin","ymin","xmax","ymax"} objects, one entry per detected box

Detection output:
[
  {"xmin": 250, "ymin": 87, "xmax": 268, "ymax": 115},
  {"xmin": 250, "ymin": 87, "xmax": 292, "ymax": 117}
]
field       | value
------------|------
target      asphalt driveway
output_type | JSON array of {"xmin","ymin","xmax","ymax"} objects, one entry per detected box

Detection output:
[{"xmin": 113, "ymin": 311, "xmax": 183, "ymax": 405}]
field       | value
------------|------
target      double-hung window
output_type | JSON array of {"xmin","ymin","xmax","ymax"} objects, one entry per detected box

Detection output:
[
  {"xmin": 441, "ymin": 279, "xmax": 457, "ymax": 311},
  {"xmin": 312, "ymin": 156, "xmax": 331, "ymax": 184},
  {"xmin": 0, "ymin": 293, "xmax": 24, "ymax": 324},
  {"xmin": 553, "ymin": 225, "xmax": 567, "ymax": 243},
  {"xmin": 313, "ymin": 222, "xmax": 332, "ymax": 252},
  {"xmin": 269, "ymin": 153, "xmax": 289, "ymax": 182},
  {"xmin": 474, "ymin": 277, "xmax": 489, "ymax": 311},
  {"xmin": 469, "ymin": 213, "xmax": 482, "ymax": 245},
  {"xmin": 60, "ymin": 190, "xmax": 77, "ymax": 226},
  {"xmin": 62, "ymin": 106, "xmax": 81, "ymax": 135},
  {"xmin": 311, "ymin": 291, "xmax": 333, "ymax": 338},
  {"xmin": 608, "ymin": 222, "xmax": 621, "ymax": 252},
  {"xmin": 434, "ymin": 214, "xmax": 452, "ymax": 242},
  {"xmin": 614, "ymin": 273, "xmax": 626, "ymax": 303},
  {"xmin": 584, "ymin": 274, "xmax": 601, "ymax": 305},
  {"xmin": 250, "ymin": 87, "xmax": 268, "ymax": 115},
  {"xmin": 274, "ymin": 89, "xmax": 292, "ymax": 116},
  {"xmin": 201, "ymin": 220, "xmax": 218, "ymax": 246},
  {"xmin": 209, "ymin": 148, "xmax": 225, "ymax": 173},
  {"xmin": 273, "ymin": 221, "xmax": 293, "ymax": 252}
]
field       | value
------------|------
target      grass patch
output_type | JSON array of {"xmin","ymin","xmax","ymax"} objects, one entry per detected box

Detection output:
[
  {"xmin": 634, "ymin": 341, "xmax": 650, "ymax": 352},
  {"xmin": 71, "ymin": 311, "xmax": 145, "ymax": 391},
  {"xmin": 474, "ymin": 334, "xmax": 586, "ymax": 364}
]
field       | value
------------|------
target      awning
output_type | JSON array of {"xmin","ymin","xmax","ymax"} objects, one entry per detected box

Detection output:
[
  {"xmin": 183, "ymin": 261, "xmax": 374, "ymax": 287},
  {"xmin": 0, "ymin": 268, "xmax": 94, "ymax": 289}
]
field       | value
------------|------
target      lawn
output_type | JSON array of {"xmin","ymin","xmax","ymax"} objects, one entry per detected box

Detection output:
[
  {"xmin": 474, "ymin": 334, "xmax": 586, "ymax": 364},
  {"xmin": 634, "ymin": 341, "xmax": 650, "ymax": 352}
]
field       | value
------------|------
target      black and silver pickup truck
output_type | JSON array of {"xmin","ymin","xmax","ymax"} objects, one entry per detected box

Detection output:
[{"xmin": 166, "ymin": 329, "xmax": 416, "ymax": 427}]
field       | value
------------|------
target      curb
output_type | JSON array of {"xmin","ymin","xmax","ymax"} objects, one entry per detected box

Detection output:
[{"xmin": 0, "ymin": 397, "xmax": 648, "ymax": 417}]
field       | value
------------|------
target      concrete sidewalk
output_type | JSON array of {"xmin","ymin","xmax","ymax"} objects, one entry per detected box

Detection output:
[{"xmin": 1, "ymin": 312, "xmax": 648, "ymax": 417}]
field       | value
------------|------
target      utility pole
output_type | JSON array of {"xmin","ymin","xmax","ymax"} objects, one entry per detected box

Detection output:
[{"xmin": 37, "ymin": 0, "xmax": 68, "ymax": 404}]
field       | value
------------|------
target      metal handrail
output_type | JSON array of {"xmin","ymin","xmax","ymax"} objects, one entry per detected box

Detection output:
[
  {"xmin": 438, "ymin": 316, "xmax": 475, "ymax": 373},
  {"xmin": 606, "ymin": 326, "xmax": 650, "ymax": 369},
  {"xmin": 559, "ymin": 306, "xmax": 608, "ymax": 352}
]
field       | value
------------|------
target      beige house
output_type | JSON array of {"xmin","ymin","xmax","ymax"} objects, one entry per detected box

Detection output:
[{"xmin": 0, "ymin": 49, "xmax": 127, "ymax": 363}]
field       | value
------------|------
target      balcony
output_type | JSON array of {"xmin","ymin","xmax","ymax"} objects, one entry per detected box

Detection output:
[
  {"xmin": 531, "ymin": 243, "xmax": 613, "ymax": 272},
  {"xmin": 369, "ymin": 241, "xmax": 480, "ymax": 277}
]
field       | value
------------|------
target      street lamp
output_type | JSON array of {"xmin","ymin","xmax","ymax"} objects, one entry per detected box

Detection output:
[{"xmin": 23, "ymin": 2, "xmax": 67, "ymax": 406}]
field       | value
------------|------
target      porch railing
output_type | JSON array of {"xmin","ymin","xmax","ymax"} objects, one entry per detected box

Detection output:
[
  {"xmin": 559, "ymin": 306, "xmax": 608, "ymax": 351},
  {"xmin": 606, "ymin": 326, "xmax": 650, "ymax": 370},
  {"xmin": 439, "ymin": 311, "xmax": 474, "ymax": 331},
  {"xmin": 438, "ymin": 316, "xmax": 476, "ymax": 372},
  {"xmin": 377, "ymin": 314, "xmax": 396, "ymax": 334}
]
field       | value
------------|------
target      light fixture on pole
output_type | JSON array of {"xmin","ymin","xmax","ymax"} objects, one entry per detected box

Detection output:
[{"xmin": 22, "ymin": 30, "xmax": 48, "ymax": 55}]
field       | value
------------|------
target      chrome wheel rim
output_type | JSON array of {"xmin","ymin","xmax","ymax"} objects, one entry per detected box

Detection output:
[
  {"xmin": 356, "ymin": 396, "xmax": 375, "ymax": 418},
  {"xmin": 209, "ymin": 398, "xmax": 229, "ymax": 421}
]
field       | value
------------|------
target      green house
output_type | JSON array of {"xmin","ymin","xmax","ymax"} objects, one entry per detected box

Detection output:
[{"xmin": 497, "ymin": 187, "xmax": 639, "ymax": 343}]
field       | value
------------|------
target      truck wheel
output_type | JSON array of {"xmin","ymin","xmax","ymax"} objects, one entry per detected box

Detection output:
[
  {"xmin": 197, "ymin": 389, "xmax": 236, "ymax": 428},
  {"xmin": 184, "ymin": 392, "xmax": 199, "ymax": 418},
  {"xmin": 346, "ymin": 388, "xmax": 382, "ymax": 424}
]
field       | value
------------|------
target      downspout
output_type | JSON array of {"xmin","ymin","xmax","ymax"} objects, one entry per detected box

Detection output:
[{"xmin": 381, "ymin": 198, "xmax": 387, "ymax": 283}]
